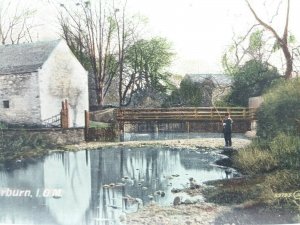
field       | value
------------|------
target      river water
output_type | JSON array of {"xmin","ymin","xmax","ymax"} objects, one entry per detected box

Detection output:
[{"xmin": 0, "ymin": 135, "xmax": 231, "ymax": 225}]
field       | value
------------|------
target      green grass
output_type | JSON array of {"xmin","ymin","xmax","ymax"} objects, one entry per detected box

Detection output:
[
  {"xmin": 204, "ymin": 133, "xmax": 300, "ymax": 212},
  {"xmin": 89, "ymin": 121, "xmax": 111, "ymax": 128},
  {"xmin": 0, "ymin": 131, "xmax": 49, "ymax": 162}
]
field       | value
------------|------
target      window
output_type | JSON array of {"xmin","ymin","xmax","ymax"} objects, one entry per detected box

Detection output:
[{"xmin": 3, "ymin": 100, "xmax": 9, "ymax": 108}]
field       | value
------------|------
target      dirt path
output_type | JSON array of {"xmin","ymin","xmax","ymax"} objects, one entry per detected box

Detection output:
[{"xmin": 68, "ymin": 136, "xmax": 251, "ymax": 151}]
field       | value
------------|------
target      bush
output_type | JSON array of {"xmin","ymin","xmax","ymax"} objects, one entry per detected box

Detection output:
[
  {"xmin": 269, "ymin": 134, "xmax": 300, "ymax": 170},
  {"xmin": 256, "ymin": 79, "xmax": 300, "ymax": 139},
  {"xmin": 232, "ymin": 134, "xmax": 300, "ymax": 209},
  {"xmin": 226, "ymin": 60, "xmax": 281, "ymax": 106},
  {"xmin": 0, "ymin": 131, "xmax": 45, "ymax": 153},
  {"xmin": 234, "ymin": 133, "xmax": 300, "ymax": 174},
  {"xmin": 162, "ymin": 79, "xmax": 204, "ymax": 107},
  {"xmin": 233, "ymin": 146, "xmax": 278, "ymax": 175},
  {"xmin": 263, "ymin": 169, "xmax": 300, "ymax": 192}
]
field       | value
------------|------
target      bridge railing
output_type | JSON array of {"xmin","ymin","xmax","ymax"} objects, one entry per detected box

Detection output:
[{"xmin": 116, "ymin": 107, "xmax": 256, "ymax": 122}]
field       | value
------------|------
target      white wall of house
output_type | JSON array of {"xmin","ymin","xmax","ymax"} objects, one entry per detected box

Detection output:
[
  {"xmin": 38, "ymin": 40, "xmax": 89, "ymax": 127},
  {"xmin": 0, "ymin": 72, "xmax": 41, "ymax": 125}
]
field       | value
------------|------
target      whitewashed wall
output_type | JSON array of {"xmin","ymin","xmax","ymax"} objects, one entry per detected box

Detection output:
[
  {"xmin": 38, "ymin": 40, "xmax": 89, "ymax": 127},
  {"xmin": 0, "ymin": 72, "xmax": 41, "ymax": 125}
]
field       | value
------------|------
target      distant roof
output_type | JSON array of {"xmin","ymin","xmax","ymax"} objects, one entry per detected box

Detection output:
[
  {"xmin": 0, "ymin": 40, "xmax": 61, "ymax": 75},
  {"xmin": 184, "ymin": 74, "xmax": 232, "ymax": 85}
]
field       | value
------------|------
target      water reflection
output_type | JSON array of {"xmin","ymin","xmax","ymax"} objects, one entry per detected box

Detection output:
[{"xmin": 0, "ymin": 147, "xmax": 228, "ymax": 225}]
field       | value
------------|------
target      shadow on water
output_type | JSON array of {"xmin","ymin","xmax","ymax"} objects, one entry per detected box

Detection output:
[{"xmin": 0, "ymin": 145, "xmax": 230, "ymax": 225}]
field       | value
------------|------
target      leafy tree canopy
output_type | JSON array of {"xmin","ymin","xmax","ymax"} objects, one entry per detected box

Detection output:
[
  {"xmin": 125, "ymin": 37, "xmax": 174, "ymax": 93},
  {"xmin": 226, "ymin": 59, "xmax": 281, "ymax": 106},
  {"xmin": 162, "ymin": 79, "xmax": 203, "ymax": 107}
]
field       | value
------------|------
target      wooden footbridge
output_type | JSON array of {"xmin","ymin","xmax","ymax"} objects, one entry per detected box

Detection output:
[
  {"xmin": 116, "ymin": 107, "xmax": 255, "ymax": 122},
  {"xmin": 115, "ymin": 107, "xmax": 256, "ymax": 133}
]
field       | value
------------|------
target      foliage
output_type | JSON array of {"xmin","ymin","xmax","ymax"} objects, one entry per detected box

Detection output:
[
  {"xmin": 58, "ymin": 1, "xmax": 174, "ymax": 107},
  {"xmin": 0, "ymin": 131, "xmax": 45, "ymax": 151},
  {"xmin": 234, "ymin": 134, "xmax": 300, "ymax": 174},
  {"xmin": 228, "ymin": 79, "xmax": 300, "ymax": 210},
  {"xmin": 0, "ymin": 130, "xmax": 48, "ymax": 162},
  {"xmin": 226, "ymin": 60, "xmax": 281, "ymax": 106},
  {"xmin": 256, "ymin": 79, "xmax": 300, "ymax": 139},
  {"xmin": 248, "ymin": 29, "xmax": 265, "ymax": 53},
  {"xmin": 245, "ymin": 0, "xmax": 294, "ymax": 79},
  {"xmin": 58, "ymin": 0, "xmax": 119, "ymax": 107},
  {"xmin": 121, "ymin": 37, "xmax": 174, "ymax": 106},
  {"xmin": 233, "ymin": 146, "xmax": 278, "ymax": 175},
  {"xmin": 222, "ymin": 133, "xmax": 300, "ymax": 209},
  {"xmin": 162, "ymin": 79, "xmax": 203, "ymax": 107},
  {"xmin": 222, "ymin": 29, "xmax": 270, "ymax": 76}
]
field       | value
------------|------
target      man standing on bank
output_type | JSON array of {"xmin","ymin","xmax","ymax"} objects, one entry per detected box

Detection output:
[{"xmin": 223, "ymin": 113, "xmax": 233, "ymax": 147}]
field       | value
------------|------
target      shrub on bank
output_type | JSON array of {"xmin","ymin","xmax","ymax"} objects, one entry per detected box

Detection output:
[
  {"xmin": 256, "ymin": 79, "xmax": 300, "ymax": 139},
  {"xmin": 0, "ymin": 130, "xmax": 46, "ymax": 161},
  {"xmin": 263, "ymin": 169, "xmax": 300, "ymax": 193},
  {"xmin": 233, "ymin": 146, "xmax": 278, "ymax": 175},
  {"xmin": 209, "ymin": 79, "xmax": 300, "ymax": 210},
  {"xmin": 232, "ymin": 133, "xmax": 300, "ymax": 210},
  {"xmin": 234, "ymin": 133, "xmax": 300, "ymax": 174},
  {"xmin": 269, "ymin": 134, "xmax": 300, "ymax": 170}
]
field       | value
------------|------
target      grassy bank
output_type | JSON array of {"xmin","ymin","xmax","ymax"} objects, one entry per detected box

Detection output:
[
  {"xmin": 204, "ymin": 79, "xmax": 300, "ymax": 217},
  {"xmin": 0, "ymin": 130, "xmax": 50, "ymax": 163},
  {"xmin": 203, "ymin": 133, "xmax": 300, "ymax": 217}
]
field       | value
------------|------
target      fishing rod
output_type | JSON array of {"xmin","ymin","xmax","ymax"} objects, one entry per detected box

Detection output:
[{"xmin": 212, "ymin": 101, "xmax": 223, "ymax": 123}]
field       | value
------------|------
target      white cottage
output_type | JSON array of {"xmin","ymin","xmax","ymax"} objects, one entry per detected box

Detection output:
[{"xmin": 0, "ymin": 40, "xmax": 88, "ymax": 127}]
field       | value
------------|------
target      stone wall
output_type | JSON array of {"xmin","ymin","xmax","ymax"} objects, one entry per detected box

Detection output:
[
  {"xmin": 86, "ymin": 127, "xmax": 117, "ymax": 141},
  {"xmin": 1, "ymin": 128, "xmax": 85, "ymax": 146},
  {"xmin": 0, "ymin": 72, "xmax": 41, "ymax": 125}
]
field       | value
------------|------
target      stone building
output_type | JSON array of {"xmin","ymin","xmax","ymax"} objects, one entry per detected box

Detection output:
[{"xmin": 0, "ymin": 40, "xmax": 88, "ymax": 127}]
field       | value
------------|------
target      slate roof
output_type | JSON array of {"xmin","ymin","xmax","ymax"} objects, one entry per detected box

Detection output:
[
  {"xmin": 185, "ymin": 74, "xmax": 232, "ymax": 86},
  {"xmin": 0, "ymin": 40, "xmax": 61, "ymax": 75}
]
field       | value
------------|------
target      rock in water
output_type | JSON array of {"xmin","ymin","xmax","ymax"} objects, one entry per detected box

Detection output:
[{"xmin": 173, "ymin": 196, "xmax": 181, "ymax": 206}]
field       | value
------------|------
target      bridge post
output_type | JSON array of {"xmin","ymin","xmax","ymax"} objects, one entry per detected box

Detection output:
[
  {"xmin": 154, "ymin": 122, "xmax": 159, "ymax": 138},
  {"xmin": 84, "ymin": 110, "xmax": 89, "ymax": 141},
  {"xmin": 119, "ymin": 121, "xmax": 125, "ymax": 142},
  {"xmin": 186, "ymin": 121, "xmax": 190, "ymax": 133}
]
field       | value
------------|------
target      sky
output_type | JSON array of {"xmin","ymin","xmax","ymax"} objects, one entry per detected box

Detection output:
[
  {"xmin": 126, "ymin": 0, "xmax": 250, "ymax": 74},
  {"xmin": 6, "ymin": 0, "xmax": 300, "ymax": 76},
  {"xmin": 123, "ymin": 0, "xmax": 300, "ymax": 75}
]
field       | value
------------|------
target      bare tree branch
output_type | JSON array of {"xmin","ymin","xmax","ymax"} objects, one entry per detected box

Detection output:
[
  {"xmin": 245, "ymin": 0, "xmax": 292, "ymax": 79},
  {"xmin": 0, "ymin": 1, "xmax": 36, "ymax": 45}
]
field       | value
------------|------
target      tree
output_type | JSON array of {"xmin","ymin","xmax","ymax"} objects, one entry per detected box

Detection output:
[
  {"xmin": 163, "ymin": 78, "xmax": 216, "ymax": 107},
  {"xmin": 222, "ymin": 27, "xmax": 277, "ymax": 76},
  {"xmin": 120, "ymin": 37, "xmax": 174, "ymax": 106},
  {"xmin": 58, "ymin": 0, "xmax": 118, "ymax": 108},
  {"xmin": 245, "ymin": 0, "xmax": 293, "ymax": 79},
  {"xmin": 0, "ymin": 0, "xmax": 36, "ymax": 44},
  {"xmin": 226, "ymin": 59, "xmax": 281, "ymax": 106},
  {"xmin": 57, "ymin": 0, "xmax": 174, "ymax": 108}
]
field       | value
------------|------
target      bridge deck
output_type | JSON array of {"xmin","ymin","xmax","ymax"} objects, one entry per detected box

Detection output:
[{"xmin": 115, "ymin": 107, "xmax": 255, "ymax": 122}]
